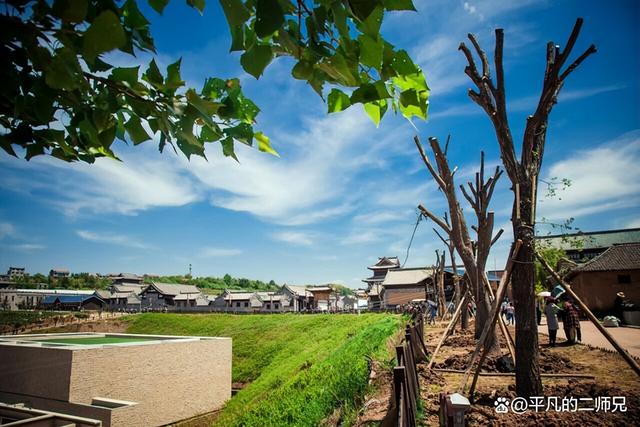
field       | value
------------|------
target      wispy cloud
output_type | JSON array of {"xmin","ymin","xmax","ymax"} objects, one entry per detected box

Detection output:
[
  {"xmin": 0, "ymin": 222, "xmax": 15, "ymax": 240},
  {"xmin": 271, "ymin": 231, "xmax": 314, "ymax": 246},
  {"xmin": 5, "ymin": 243, "xmax": 45, "ymax": 252},
  {"xmin": 76, "ymin": 230, "xmax": 151, "ymax": 249},
  {"xmin": 198, "ymin": 247, "xmax": 242, "ymax": 257},
  {"xmin": 537, "ymin": 130, "xmax": 640, "ymax": 221}
]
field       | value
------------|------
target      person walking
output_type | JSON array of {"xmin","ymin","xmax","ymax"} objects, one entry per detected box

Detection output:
[
  {"xmin": 563, "ymin": 300, "xmax": 581, "ymax": 344},
  {"xmin": 505, "ymin": 303, "xmax": 515, "ymax": 325},
  {"xmin": 544, "ymin": 297, "xmax": 561, "ymax": 347}
]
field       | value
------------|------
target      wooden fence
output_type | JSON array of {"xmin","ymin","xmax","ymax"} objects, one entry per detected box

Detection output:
[{"xmin": 390, "ymin": 314, "xmax": 428, "ymax": 427}]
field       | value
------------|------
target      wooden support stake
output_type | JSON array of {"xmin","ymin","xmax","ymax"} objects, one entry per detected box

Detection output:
[
  {"xmin": 536, "ymin": 252, "xmax": 640, "ymax": 378},
  {"xmin": 481, "ymin": 274, "xmax": 516, "ymax": 361},
  {"xmin": 427, "ymin": 294, "xmax": 467, "ymax": 371},
  {"xmin": 459, "ymin": 240, "xmax": 522, "ymax": 396}
]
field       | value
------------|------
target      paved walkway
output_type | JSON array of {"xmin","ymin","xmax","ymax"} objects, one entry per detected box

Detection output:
[{"xmin": 538, "ymin": 320, "xmax": 640, "ymax": 358}]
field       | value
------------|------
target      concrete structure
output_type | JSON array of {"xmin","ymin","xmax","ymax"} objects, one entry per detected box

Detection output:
[
  {"xmin": 0, "ymin": 333, "xmax": 232, "ymax": 427},
  {"xmin": 49, "ymin": 269, "xmax": 70, "ymax": 279},
  {"xmin": 7, "ymin": 267, "xmax": 26, "ymax": 281}
]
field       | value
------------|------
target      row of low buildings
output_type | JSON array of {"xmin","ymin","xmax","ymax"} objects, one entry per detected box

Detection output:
[
  {"xmin": 360, "ymin": 228, "xmax": 640, "ymax": 313},
  {"xmin": 0, "ymin": 279, "xmax": 367, "ymax": 313}
]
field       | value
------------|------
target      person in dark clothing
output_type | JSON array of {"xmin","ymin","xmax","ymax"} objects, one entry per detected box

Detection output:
[
  {"xmin": 563, "ymin": 301, "xmax": 581, "ymax": 344},
  {"xmin": 614, "ymin": 292, "xmax": 627, "ymax": 324}
]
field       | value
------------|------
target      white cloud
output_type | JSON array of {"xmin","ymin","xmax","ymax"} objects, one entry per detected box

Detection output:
[
  {"xmin": 7, "ymin": 243, "xmax": 45, "ymax": 252},
  {"xmin": 0, "ymin": 222, "xmax": 15, "ymax": 240},
  {"xmin": 271, "ymin": 231, "xmax": 314, "ymax": 246},
  {"xmin": 77, "ymin": 230, "xmax": 151, "ymax": 249},
  {"xmin": 537, "ymin": 130, "xmax": 640, "ymax": 221},
  {"xmin": 198, "ymin": 247, "xmax": 242, "ymax": 257}
]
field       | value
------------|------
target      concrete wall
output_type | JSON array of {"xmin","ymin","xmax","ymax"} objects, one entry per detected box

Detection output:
[
  {"xmin": 571, "ymin": 270, "xmax": 640, "ymax": 311},
  {"xmin": 68, "ymin": 338, "xmax": 231, "ymax": 427},
  {"xmin": 0, "ymin": 336, "xmax": 232, "ymax": 427}
]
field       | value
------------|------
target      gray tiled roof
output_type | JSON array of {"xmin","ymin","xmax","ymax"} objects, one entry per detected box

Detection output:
[
  {"xmin": 537, "ymin": 228, "xmax": 640, "ymax": 251},
  {"xmin": 382, "ymin": 268, "xmax": 434, "ymax": 286},
  {"xmin": 148, "ymin": 282, "xmax": 201, "ymax": 296},
  {"xmin": 573, "ymin": 243, "xmax": 640, "ymax": 272}
]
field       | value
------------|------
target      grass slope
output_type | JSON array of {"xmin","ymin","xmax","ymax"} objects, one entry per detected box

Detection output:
[{"xmin": 125, "ymin": 313, "xmax": 403, "ymax": 426}]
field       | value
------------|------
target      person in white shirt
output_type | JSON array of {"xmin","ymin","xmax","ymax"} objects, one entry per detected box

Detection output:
[{"xmin": 544, "ymin": 297, "xmax": 560, "ymax": 347}]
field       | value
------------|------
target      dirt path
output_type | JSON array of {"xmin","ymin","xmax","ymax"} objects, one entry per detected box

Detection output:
[
  {"xmin": 538, "ymin": 320, "xmax": 640, "ymax": 358},
  {"xmin": 420, "ymin": 320, "xmax": 640, "ymax": 426}
]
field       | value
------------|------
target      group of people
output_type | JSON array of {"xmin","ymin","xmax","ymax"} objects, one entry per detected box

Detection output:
[{"xmin": 543, "ymin": 296, "xmax": 582, "ymax": 346}]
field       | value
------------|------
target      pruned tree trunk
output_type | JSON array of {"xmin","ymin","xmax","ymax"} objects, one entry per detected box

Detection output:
[
  {"xmin": 414, "ymin": 137, "xmax": 503, "ymax": 354},
  {"xmin": 459, "ymin": 18, "xmax": 596, "ymax": 397}
]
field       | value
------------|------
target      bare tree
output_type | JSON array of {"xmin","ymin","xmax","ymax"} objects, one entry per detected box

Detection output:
[
  {"xmin": 459, "ymin": 18, "xmax": 596, "ymax": 397},
  {"xmin": 414, "ymin": 136, "xmax": 503, "ymax": 351}
]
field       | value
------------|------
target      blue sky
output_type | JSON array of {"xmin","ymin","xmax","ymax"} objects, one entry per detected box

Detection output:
[{"xmin": 1, "ymin": 0, "xmax": 639, "ymax": 287}]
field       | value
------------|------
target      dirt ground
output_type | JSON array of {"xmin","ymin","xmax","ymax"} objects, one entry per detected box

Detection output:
[{"xmin": 421, "ymin": 321, "xmax": 640, "ymax": 426}]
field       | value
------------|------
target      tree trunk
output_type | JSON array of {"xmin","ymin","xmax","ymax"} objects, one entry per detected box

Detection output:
[
  {"xmin": 461, "ymin": 278, "xmax": 469, "ymax": 329},
  {"xmin": 512, "ymin": 183, "xmax": 543, "ymax": 397},
  {"xmin": 475, "ymin": 273, "xmax": 499, "ymax": 353}
]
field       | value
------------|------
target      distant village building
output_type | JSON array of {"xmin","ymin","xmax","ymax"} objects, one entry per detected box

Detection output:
[
  {"xmin": 307, "ymin": 286, "xmax": 335, "ymax": 311},
  {"xmin": 381, "ymin": 268, "xmax": 434, "ymax": 309},
  {"xmin": 363, "ymin": 256, "xmax": 400, "ymax": 309},
  {"xmin": 565, "ymin": 243, "xmax": 640, "ymax": 312},
  {"xmin": 0, "ymin": 289, "xmax": 95, "ymax": 311},
  {"xmin": 109, "ymin": 272, "xmax": 144, "ymax": 285},
  {"xmin": 536, "ymin": 227, "xmax": 640, "ymax": 263},
  {"xmin": 280, "ymin": 285, "xmax": 313, "ymax": 311},
  {"xmin": 7, "ymin": 266, "xmax": 26, "ymax": 280},
  {"xmin": 211, "ymin": 290, "xmax": 263, "ymax": 312},
  {"xmin": 41, "ymin": 294, "xmax": 106, "ymax": 311},
  {"xmin": 139, "ymin": 283, "xmax": 202, "ymax": 310},
  {"xmin": 49, "ymin": 268, "xmax": 70, "ymax": 279}
]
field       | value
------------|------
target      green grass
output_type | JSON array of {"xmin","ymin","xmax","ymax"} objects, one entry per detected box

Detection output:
[
  {"xmin": 125, "ymin": 313, "xmax": 404, "ymax": 426},
  {"xmin": 33, "ymin": 336, "xmax": 160, "ymax": 345}
]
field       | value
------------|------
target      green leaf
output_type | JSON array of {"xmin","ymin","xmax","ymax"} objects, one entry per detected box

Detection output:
[
  {"xmin": 399, "ymin": 88, "xmax": 428, "ymax": 120},
  {"xmin": 186, "ymin": 89, "xmax": 222, "ymax": 126},
  {"xmin": 123, "ymin": 0, "xmax": 150, "ymax": 29},
  {"xmin": 229, "ymin": 25, "xmax": 245, "ymax": 51},
  {"xmin": 350, "ymin": 81, "xmax": 390, "ymax": 104},
  {"xmin": 318, "ymin": 53, "xmax": 358, "ymax": 86},
  {"xmin": 82, "ymin": 10, "xmax": 127, "ymax": 60},
  {"xmin": 225, "ymin": 123, "xmax": 253, "ymax": 145},
  {"xmin": 124, "ymin": 116, "xmax": 150, "ymax": 144},
  {"xmin": 255, "ymin": 0, "xmax": 284, "ymax": 38},
  {"xmin": 363, "ymin": 100, "xmax": 387, "ymax": 126},
  {"xmin": 255, "ymin": 131, "xmax": 278, "ymax": 156},
  {"xmin": 220, "ymin": 137, "xmax": 238, "ymax": 161},
  {"xmin": 25, "ymin": 143, "xmax": 45, "ymax": 160},
  {"xmin": 327, "ymin": 89, "xmax": 351, "ymax": 113},
  {"xmin": 52, "ymin": 0, "xmax": 88, "ymax": 22},
  {"xmin": 165, "ymin": 58, "xmax": 185, "ymax": 90},
  {"xmin": 383, "ymin": 0, "xmax": 416, "ymax": 11},
  {"xmin": 291, "ymin": 61, "xmax": 314, "ymax": 80},
  {"xmin": 240, "ymin": 44, "xmax": 273, "ymax": 79},
  {"xmin": 110, "ymin": 66, "xmax": 140, "ymax": 87},
  {"xmin": 330, "ymin": 2, "xmax": 349, "ymax": 39},
  {"xmin": 143, "ymin": 59, "xmax": 163, "ymax": 87},
  {"xmin": 356, "ymin": 5, "xmax": 383, "ymax": 38},
  {"xmin": 349, "ymin": 0, "xmax": 382, "ymax": 21},
  {"xmin": 358, "ymin": 34, "xmax": 384, "ymax": 69},
  {"xmin": 187, "ymin": 0, "xmax": 205, "ymax": 13},
  {"xmin": 148, "ymin": 0, "xmax": 169, "ymax": 14},
  {"xmin": 391, "ymin": 49, "xmax": 418, "ymax": 75},
  {"xmin": 45, "ymin": 48, "xmax": 83, "ymax": 90},
  {"xmin": 219, "ymin": 0, "xmax": 251, "ymax": 26}
]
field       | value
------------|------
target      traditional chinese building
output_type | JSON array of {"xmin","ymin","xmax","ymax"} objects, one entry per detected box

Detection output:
[{"xmin": 362, "ymin": 256, "xmax": 400, "ymax": 310}]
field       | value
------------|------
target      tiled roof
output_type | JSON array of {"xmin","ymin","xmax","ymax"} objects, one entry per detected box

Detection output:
[
  {"xmin": 382, "ymin": 268, "xmax": 434, "ymax": 286},
  {"xmin": 148, "ymin": 282, "xmax": 201, "ymax": 296},
  {"xmin": 283, "ymin": 285, "xmax": 313, "ymax": 297},
  {"xmin": 573, "ymin": 243, "xmax": 640, "ymax": 272},
  {"xmin": 369, "ymin": 256, "xmax": 400, "ymax": 270}
]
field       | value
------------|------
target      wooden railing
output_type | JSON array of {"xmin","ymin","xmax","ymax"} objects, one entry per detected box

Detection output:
[{"xmin": 390, "ymin": 315, "xmax": 428, "ymax": 427}]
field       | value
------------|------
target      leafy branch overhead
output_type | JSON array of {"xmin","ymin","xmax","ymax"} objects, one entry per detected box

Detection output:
[{"xmin": 0, "ymin": 0, "xmax": 428, "ymax": 164}]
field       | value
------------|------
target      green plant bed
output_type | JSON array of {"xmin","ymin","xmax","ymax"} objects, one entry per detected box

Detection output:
[
  {"xmin": 125, "ymin": 313, "xmax": 403, "ymax": 426},
  {"xmin": 33, "ymin": 336, "xmax": 160, "ymax": 345}
]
